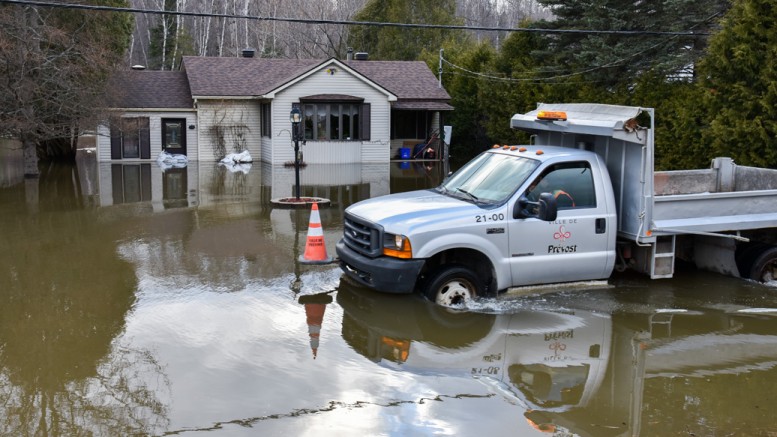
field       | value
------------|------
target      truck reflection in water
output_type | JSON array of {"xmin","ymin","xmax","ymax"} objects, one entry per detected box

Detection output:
[
  {"xmin": 337, "ymin": 278, "xmax": 611, "ymax": 418},
  {"xmin": 337, "ymin": 278, "xmax": 777, "ymax": 436}
]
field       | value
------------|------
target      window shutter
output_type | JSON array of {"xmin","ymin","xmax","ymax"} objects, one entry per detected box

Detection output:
[
  {"xmin": 139, "ymin": 117, "xmax": 151, "ymax": 159},
  {"xmin": 359, "ymin": 103, "xmax": 371, "ymax": 140},
  {"xmin": 110, "ymin": 123, "xmax": 122, "ymax": 159}
]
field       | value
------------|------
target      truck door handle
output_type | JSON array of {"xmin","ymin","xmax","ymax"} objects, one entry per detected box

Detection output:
[{"xmin": 595, "ymin": 218, "xmax": 606, "ymax": 234}]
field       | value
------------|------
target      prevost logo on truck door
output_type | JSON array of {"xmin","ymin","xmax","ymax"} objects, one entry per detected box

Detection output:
[
  {"xmin": 548, "ymin": 219, "xmax": 578, "ymax": 254},
  {"xmin": 508, "ymin": 210, "xmax": 608, "ymax": 285}
]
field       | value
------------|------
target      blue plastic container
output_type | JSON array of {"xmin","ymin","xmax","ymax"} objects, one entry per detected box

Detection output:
[{"xmin": 399, "ymin": 148, "xmax": 411, "ymax": 159}]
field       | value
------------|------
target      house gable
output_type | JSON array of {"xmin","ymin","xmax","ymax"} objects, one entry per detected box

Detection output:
[{"xmin": 263, "ymin": 59, "xmax": 396, "ymax": 102}]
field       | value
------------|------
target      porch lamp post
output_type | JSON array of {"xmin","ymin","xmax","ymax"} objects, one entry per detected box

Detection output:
[{"xmin": 290, "ymin": 107, "xmax": 302, "ymax": 200}]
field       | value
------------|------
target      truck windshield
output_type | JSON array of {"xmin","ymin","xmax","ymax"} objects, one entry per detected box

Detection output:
[{"xmin": 439, "ymin": 152, "xmax": 539, "ymax": 204}]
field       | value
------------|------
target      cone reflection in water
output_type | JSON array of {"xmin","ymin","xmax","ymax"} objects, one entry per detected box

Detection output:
[
  {"xmin": 299, "ymin": 202, "xmax": 333, "ymax": 264},
  {"xmin": 305, "ymin": 303, "xmax": 326, "ymax": 359}
]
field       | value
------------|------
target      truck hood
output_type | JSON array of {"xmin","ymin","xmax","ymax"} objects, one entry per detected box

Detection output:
[{"xmin": 346, "ymin": 189, "xmax": 477, "ymax": 226}]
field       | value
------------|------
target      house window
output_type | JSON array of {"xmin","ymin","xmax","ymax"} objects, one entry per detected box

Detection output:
[
  {"xmin": 392, "ymin": 110, "xmax": 429, "ymax": 140},
  {"xmin": 301, "ymin": 102, "xmax": 370, "ymax": 141},
  {"xmin": 110, "ymin": 117, "xmax": 150, "ymax": 159},
  {"xmin": 162, "ymin": 118, "xmax": 187, "ymax": 155},
  {"xmin": 261, "ymin": 102, "xmax": 271, "ymax": 138}
]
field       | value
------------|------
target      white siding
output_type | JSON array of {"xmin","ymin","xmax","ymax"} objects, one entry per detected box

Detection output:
[
  {"xmin": 196, "ymin": 100, "xmax": 261, "ymax": 161},
  {"xmin": 261, "ymin": 136, "xmax": 273, "ymax": 163},
  {"xmin": 267, "ymin": 66, "xmax": 392, "ymax": 165},
  {"xmin": 95, "ymin": 111, "xmax": 197, "ymax": 162}
]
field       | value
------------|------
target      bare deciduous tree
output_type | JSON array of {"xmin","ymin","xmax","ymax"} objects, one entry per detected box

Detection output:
[
  {"xmin": 0, "ymin": 3, "xmax": 132, "ymax": 174},
  {"xmin": 125, "ymin": 0, "xmax": 548, "ymax": 65}
]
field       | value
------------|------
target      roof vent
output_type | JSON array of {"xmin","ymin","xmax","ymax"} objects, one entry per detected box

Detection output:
[
  {"xmin": 354, "ymin": 52, "xmax": 369, "ymax": 61},
  {"xmin": 131, "ymin": 64, "xmax": 146, "ymax": 70},
  {"xmin": 242, "ymin": 48, "xmax": 255, "ymax": 58},
  {"xmin": 346, "ymin": 47, "xmax": 354, "ymax": 61}
]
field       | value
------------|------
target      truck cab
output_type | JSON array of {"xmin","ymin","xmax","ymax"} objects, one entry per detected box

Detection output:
[{"xmin": 336, "ymin": 143, "xmax": 617, "ymax": 305}]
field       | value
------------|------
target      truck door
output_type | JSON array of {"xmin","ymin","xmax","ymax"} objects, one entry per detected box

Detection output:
[{"xmin": 507, "ymin": 161, "xmax": 613, "ymax": 286}]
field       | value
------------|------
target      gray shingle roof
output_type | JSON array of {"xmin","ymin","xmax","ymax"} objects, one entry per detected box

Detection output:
[
  {"xmin": 182, "ymin": 57, "xmax": 321, "ymax": 97},
  {"xmin": 106, "ymin": 70, "xmax": 193, "ymax": 109},
  {"xmin": 108, "ymin": 57, "xmax": 452, "ymax": 110},
  {"xmin": 343, "ymin": 60, "xmax": 450, "ymax": 101},
  {"xmin": 182, "ymin": 56, "xmax": 451, "ymax": 102}
]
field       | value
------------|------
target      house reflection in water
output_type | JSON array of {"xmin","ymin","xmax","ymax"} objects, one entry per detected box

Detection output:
[{"xmin": 96, "ymin": 160, "xmax": 391, "ymax": 210}]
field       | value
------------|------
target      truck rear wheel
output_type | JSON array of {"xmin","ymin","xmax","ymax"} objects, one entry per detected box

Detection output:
[
  {"xmin": 749, "ymin": 246, "xmax": 777, "ymax": 283},
  {"xmin": 423, "ymin": 265, "xmax": 483, "ymax": 307}
]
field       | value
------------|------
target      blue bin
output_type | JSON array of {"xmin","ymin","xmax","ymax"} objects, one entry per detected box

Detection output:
[{"xmin": 399, "ymin": 147, "xmax": 411, "ymax": 159}]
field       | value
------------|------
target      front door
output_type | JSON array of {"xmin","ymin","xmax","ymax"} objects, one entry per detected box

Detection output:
[
  {"xmin": 508, "ymin": 161, "xmax": 614, "ymax": 286},
  {"xmin": 162, "ymin": 118, "xmax": 187, "ymax": 155}
]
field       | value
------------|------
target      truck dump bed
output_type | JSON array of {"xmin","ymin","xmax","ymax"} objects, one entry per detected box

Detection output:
[
  {"xmin": 511, "ymin": 103, "xmax": 777, "ymax": 243},
  {"xmin": 653, "ymin": 158, "xmax": 777, "ymax": 234}
]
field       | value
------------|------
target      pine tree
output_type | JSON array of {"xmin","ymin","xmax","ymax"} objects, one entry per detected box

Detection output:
[
  {"xmin": 533, "ymin": 0, "xmax": 730, "ymax": 87},
  {"xmin": 699, "ymin": 0, "xmax": 777, "ymax": 168},
  {"xmin": 348, "ymin": 0, "xmax": 463, "ymax": 61}
]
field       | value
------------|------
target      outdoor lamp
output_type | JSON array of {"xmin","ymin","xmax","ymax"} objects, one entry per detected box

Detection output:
[
  {"xmin": 290, "ymin": 107, "xmax": 301, "ymax": 125},
  {"xmin": 290, "ymin": 106, "xmax": 302, "ymax": 199}
]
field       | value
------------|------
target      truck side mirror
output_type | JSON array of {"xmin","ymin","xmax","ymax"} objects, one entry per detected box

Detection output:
[
  {"xmin": 514, "ymin": 192, "xmax": 558, "ymax": 221},
  {"xmin": 537, "ymin": 192, "xmax": 558, "ymax": 221}
]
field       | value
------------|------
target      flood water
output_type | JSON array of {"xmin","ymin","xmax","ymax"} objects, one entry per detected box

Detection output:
[{"xmin": 2, "ymin": 151, "xmax": 777, "ymax": 436}]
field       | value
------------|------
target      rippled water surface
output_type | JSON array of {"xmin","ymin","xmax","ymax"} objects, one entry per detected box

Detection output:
[{"xmin": 2, "ymin": 152, "xmax": 777, "ymax": 436}]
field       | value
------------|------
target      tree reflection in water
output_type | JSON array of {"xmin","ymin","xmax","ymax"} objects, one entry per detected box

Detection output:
[{"xmin": 0, "ymin": 164, "xmax": 170, "ymax": 435}]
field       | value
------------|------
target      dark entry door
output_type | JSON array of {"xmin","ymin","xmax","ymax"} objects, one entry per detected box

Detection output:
[{"xmin": 162, "ymin": 118, "xmax": 187, "ymax": 155}]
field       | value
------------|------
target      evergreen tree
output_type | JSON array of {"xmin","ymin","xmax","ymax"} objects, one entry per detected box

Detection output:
[
  {"xmin": 480, "ymin": 26, "xmax": 550, "ymax": 145},
  {"xmin": 436, "ymin": 42, "xmax": 497, "ymax": 162},
  {"xmin": 532, "ymin": 0, "xmax": 730, "ymax": 87},
  {"xmin": 148, "ymin": 0, "xmax": 193, "ymax": 70},
  {"xmin": 699, "ymin": 0, "xmax": 777, "ymax": 168},
  {"xmin": 629, "ymin": 73, "xmax": 710, "ymax": 170},
  {"xmin": 349, "ymin": 0, "xmax": 464, "ymax": 61}
]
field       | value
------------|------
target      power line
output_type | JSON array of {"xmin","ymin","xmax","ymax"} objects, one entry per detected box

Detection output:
[
  {"xmin": 0, "ymin": 0, "xmax": 711, "ymax": 37},
  {"xmin": 439, "ymin": 9, "xmax": 724, "ymax": 84}
]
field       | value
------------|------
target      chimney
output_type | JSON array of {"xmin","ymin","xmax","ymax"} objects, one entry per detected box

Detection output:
[
  {"xmin": 242, "ymin": 48, "xmax": 255, "ymax": 58},
  {"xmin": 354, "ymin": 52, "xmax": 369, "ymax": 61},
  {"xmin": 346, "ymin": 47, "xmax": 354, "ymax": 61}
]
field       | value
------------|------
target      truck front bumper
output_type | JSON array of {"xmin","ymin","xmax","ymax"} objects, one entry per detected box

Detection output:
[{"xmin": 336, "ymin": 240, "xmax": 425, "ymax": 294}]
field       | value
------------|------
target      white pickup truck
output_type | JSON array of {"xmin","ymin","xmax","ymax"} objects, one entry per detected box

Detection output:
[{"xmin": 336, "ymin": 103, "xmax": 777, "ymax": 305}]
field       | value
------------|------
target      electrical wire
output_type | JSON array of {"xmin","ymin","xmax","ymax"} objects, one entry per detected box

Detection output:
[
  {"xmin": 440, "ymin": 9, "xmax": 724, "ymax": 83},
  {"xmin": 0, "ymin": 0, "xmax": 711, "ymax": 37}
]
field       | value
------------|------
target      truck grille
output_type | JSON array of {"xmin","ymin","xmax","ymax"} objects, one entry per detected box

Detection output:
[{"xmin": 343, "ymin": 213, "xmax": 382, "ymax": 257}]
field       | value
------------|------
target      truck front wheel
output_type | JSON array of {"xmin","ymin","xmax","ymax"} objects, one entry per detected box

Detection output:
[
  {"xmin": 423, "ymin": 265, "xmax": 483, "ymax": 307},
  {"xmin": 749, "ymin": 246, "xmax": 777, "ymax": 283}
]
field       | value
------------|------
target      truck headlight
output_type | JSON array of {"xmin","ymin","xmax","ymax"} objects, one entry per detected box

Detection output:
[{"xmin": 383, "ymin": 233, "xmax": 413, "ymax": 259}]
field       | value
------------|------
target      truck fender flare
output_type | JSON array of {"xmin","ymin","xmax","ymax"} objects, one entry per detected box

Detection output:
[{"xmin": 414, "ymin": 234, "xmax": 510, "ymax": 289}]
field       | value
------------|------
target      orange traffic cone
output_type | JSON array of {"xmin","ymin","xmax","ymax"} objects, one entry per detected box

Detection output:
[{"xmin": 299, "ymin": 202, "xmax": 334, "ymax": 264}]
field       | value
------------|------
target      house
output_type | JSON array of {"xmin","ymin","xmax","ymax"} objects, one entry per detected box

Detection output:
[{"xmin": 96, "ymin": 53, "xmax": 452, "ymax": 165}]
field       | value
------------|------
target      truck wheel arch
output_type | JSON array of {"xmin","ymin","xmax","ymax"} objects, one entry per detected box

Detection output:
[
  {"xmin": 419, "ymin": 248, "xmax": 498, "ymax": 297},
  {"xmin": 736, "ymin": 242, "xmax": 770, "ymax": 279},
  {"xmin": 748, "ymin": 246, "xmax": 777, "ymax": 283}
]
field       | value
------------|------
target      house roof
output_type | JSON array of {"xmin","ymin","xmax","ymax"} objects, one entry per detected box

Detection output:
[
  {"xmin": 343, "ymin": 60, "xmax": 450, "ymax": 102},
  {"xmin": 182, "ymin": 56, "xmax": 451, "ymax": 107},
  {"xmin": 108, "ymin": 57, "xmax": 452, "ymax": 111},
  {"xmin": 182, "ymin": 57, "xmax": 321, "ymax": 97},
  {"xmin": 106, "ymin": 70, "xmax": 193, "ymax": 109}
]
